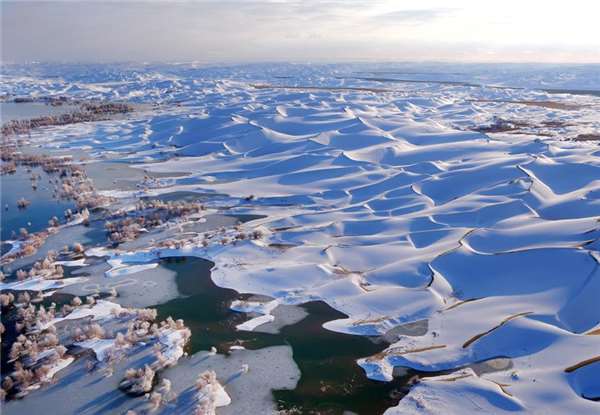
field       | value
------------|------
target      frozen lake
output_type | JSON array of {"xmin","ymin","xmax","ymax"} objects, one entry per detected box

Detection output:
[{"xmin": 1, "ymin": 102, "xmax": 79, "ymax": 123}]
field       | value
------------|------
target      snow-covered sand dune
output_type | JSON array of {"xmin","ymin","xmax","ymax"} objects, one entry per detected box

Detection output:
[{"xmin": 2, "ymin": 63, "xmax": 599, "ymax": 413}]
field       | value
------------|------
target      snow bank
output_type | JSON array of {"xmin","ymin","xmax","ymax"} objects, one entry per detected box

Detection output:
[{"xmin": 41, "ymin": 300, "xmax": 124, "ymax": 329}]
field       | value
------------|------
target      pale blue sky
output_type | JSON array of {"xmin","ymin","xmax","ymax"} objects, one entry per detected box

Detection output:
[{"xmin": 2, "ymin": 1, "xmax": 599, "ymax": 63}]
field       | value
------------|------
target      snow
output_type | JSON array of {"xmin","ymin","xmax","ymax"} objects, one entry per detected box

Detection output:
[
  {"xmin": 236, "ymin": 314, "xmax": 275, "ymax": 331},
  {"xmin": 214, "ymin": 382, "xmax": 232, "ymax": 407},
  {"xmin": 0, "ymin": 277, "xmax": 89, "ymax": 292},
  {"xmin": 54, "ymin": 259, "xmax": 87, "ymax": 267},
  {"xmin": 231, "ymin": 299, "xmax": 279, "ymax": 331},
  {"xmin": 74, "ymin": 339, "xmax": 116, "ymax": 362},
  {"xmin": 43, "ymin": 357, "xmax": 75, "ymax": 383},
  {"xmin": 41, "ymin": 300, "xmax": 124, "ymax": 329},
  {"xmin": 158, "ymin": 328, "xmax": 189, "ymax": 365},
  {"xmin": 386, "ymin": 368, "xmax": 525, "ymax": 414},
  {"xmin": 1, "ymin": 240, "xmax": 23, "ymax": 258},
  {"xmin": 104, "ymin": 262, "xmax": 159, "ymax": 277},
  {"xmin": 3, "ymin": 62, "xmax": 600, "ymax": 413}
]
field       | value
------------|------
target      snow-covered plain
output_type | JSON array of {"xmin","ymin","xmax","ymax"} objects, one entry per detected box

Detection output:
[{"xmin": 2, "ymin": 63, "xmax": 600, "ymax": 413}]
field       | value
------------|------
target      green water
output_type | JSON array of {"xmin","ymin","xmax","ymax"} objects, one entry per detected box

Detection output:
[
  {"xmin": 156, "ymin": 256, "xmax": 431, "ymax": 415},
  {"xmin": 155, "ymin": 257, "xmax": 278, "ymax": 353}
]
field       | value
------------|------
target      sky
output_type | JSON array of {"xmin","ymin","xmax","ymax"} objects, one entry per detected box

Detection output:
[{"xmin": 2, "ymin": 0, "xmax": 600, "ymax": 63}]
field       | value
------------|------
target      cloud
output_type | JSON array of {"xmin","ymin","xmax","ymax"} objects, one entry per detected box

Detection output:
[
  {"xmin": 374, "ymin": 8, "xmax": 457, "ymax": 25},
  {"xmin": 1, "ymin": 1, "xmax": 599, "ymax": 63}
]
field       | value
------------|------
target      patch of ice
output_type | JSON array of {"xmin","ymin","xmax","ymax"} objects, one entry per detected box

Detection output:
[{"xmin": 236, "ymin": 314, "xmax": 275, "ymax": 331}]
